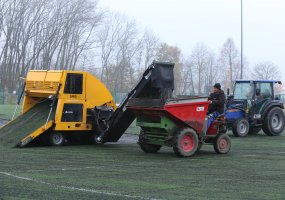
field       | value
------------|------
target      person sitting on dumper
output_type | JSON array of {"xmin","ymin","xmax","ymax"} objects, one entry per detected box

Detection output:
[{"xmin": 207, "ymin": 83, "xmax": 226, "ymax": 129}]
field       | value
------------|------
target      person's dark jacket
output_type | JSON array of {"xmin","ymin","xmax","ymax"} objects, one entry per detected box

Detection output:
[{"xmin": 208, "ymin": 90, "xmax": 226, "ymax": 114}]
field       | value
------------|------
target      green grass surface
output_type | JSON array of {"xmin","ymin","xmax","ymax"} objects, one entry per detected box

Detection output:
[
  {"xmin": 1, "ymin": 132, "xmax": 285, "ymax": 200},
  {"xmin": 0, "ymin": 104, "xmax": 21, "ymax": 120}
]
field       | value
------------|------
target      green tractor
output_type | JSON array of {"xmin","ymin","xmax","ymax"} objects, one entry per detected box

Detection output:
[{"xmin": 226, "ymin": 80, "xmax": 285, "ymax": 137}]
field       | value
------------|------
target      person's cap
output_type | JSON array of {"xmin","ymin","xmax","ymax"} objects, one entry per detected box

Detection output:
[{"xmin": 214, "ymin": 83, "xmax": 221, "ymax": 90}]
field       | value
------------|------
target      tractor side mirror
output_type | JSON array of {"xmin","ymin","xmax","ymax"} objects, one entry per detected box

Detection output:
[
  {"xmin": 256, "ymin": 88, "xmax": 261, "ymax": 96},
  {"xmin": 227, "ymin": 88, "xmax": 230, "ymax": 96}
]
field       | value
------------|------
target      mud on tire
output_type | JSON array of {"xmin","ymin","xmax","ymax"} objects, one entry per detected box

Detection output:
[
  {"xmin": 214, "ymin": 133, "xmax": 231, "ymax": 154},
  {"xmin": 173, "ymin": 127, "xmax": 198, "ymax": 157}
]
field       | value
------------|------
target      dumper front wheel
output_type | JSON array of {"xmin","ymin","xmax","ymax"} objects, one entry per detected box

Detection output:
[
  {"xmin": 138, "ymin": 133, "xmax": 161, "ymax": 153},
  {"xmin": 173, "ymin": 128, "xmax": 198, "ymax": 157},
  {"xmin": 214, "ymin": 134, "xmax": 231, "ymax": 154},
  {"xmin": 49, "ymin": 132, "xmax": 65, "ymax": 146}
]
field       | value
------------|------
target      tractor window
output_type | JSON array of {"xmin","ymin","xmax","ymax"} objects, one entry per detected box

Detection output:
[
  {"xmin": 64, "ymin": 73, "xmax": 83, "ymax": 94},
  {"xmin": 234, "ymin": 82, "xmax": 254, "ymax": 100},
  {"xmin": 256, "ymin": 83, "xmax": 272, "ymax": 100}
]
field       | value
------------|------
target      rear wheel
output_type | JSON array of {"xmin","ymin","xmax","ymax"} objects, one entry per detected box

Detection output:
[
  {"xmin": 262, "ymin": 107, "xmax": 285, "ymax": 136},
  {"xmin": 232, "ymin": 118, "xmax": 249, "ymax": 137},
  {"xmin": 49, "ymin": 132, "xmax": 65, "ymax": 146},
  {"xmin": 138, "ymin": 132, "xmax": 161, "ymax": 153},
  {"xmin": 214, "ymin": 134, "xmax": 231, "ymax": 154},
  {"xmin": 173, "ymin": 128, "xmax": 198, "ymax": 157}
]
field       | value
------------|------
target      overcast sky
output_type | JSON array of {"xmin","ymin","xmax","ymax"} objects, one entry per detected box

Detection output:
[{"xmin": 99, "ymin": 0, "xmax": 285, "ymax": 81}]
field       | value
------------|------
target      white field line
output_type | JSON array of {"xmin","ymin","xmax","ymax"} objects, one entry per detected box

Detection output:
[
  {"xmin": 24, "ymin": 166, "xmax": 98, "ymax": 173},
  {"xmin": 0, "ymin": 171, "xmax": 162, "ymax": 200},
  {"xmin": 241, "ymin": 154, "xmax": 257, "ymax": 157}
]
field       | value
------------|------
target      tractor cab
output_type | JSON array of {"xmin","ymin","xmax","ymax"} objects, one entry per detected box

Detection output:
[{"xmin": 226, "ymin": 80, "xmax": 285, "ymax": 137}]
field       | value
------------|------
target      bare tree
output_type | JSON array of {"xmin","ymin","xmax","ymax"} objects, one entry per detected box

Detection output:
[
  {"xmin": 180, "ymin": 59, "xmax": 195, "ymax": 95},
  {"xmin": 140, "ymin": 30, "xmax": 160, "ymax": 69},
  {"xmin": 190, "ymin": 43, "xmax": 213, "ymax": 95},
  {"xmin": 218, "ymin": 38, "xmax": 240, "ymax": 90},
  {"xmin": 0, "ymin": 0, "xmax": 103, "ymax": 92},
  {"xmin": 251, "ymin": 62, "xmax": 281, "ymax": 80},
  {"xmin": 97, "ymin": 13, "xmax": 127, "ymax": 85}
]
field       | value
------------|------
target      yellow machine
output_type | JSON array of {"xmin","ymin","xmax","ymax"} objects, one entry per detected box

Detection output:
[
  {"xmin": 1, "ymin": 70, "xmax": 116, "ymax": 146},
  {"xmin": 24, "ymin": 70, "xmax": 116, "ymax": 128},
  {"xmin": 0, "ymin": 62, "xmax": 175, "ymax": 147}
]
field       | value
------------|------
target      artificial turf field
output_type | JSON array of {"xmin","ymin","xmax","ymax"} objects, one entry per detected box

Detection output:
[
  {"xmin": 1, "ymin": 131, "xmax": 285, "ymax": 200},
  {"xmin": 1, "ymin": 105, "xmax": 285, "ymax": 200}
]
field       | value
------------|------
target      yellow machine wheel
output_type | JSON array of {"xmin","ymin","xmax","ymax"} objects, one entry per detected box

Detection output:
[{"xmin": 49, "ymin": 132, "xmax": 65, "ymax": 146}]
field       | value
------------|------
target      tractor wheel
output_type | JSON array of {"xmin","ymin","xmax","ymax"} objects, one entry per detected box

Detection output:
[
  {"xmin": 49, "ymin": 132, "xmax": 65, "ymax": 146},
  {"xmin": 248, "ymin": 127, "xmax": 262, "ymax": 135},
  {"xmin": 214, "ymin": 134, "xmax": 231, "ymax": 154},
  {"xmin": 232, "ymin": 118, "xmax": 249, "ymax": 137},
  {"xmin": 138, "ymin": 133, "xmax": 161, "ymax": 153},
  {"xmin": 262, "ymin": 107, "xmax": 285, "ymax": 136},
  {"xmin": 173, "ymin": 128, "xmax": 198, "ymax": 157}
]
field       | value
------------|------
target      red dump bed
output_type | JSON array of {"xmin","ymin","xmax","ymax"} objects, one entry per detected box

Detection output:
[
  {"xmin": 164, "ymin": 97, "xmax": 209, "ymax": 133},
  {"xmin": 128, "ymin": 97, "xmax": 209, "ymax": 134}
]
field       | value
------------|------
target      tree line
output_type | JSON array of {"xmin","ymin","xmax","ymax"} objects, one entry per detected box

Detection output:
[{"xmin": 0, "ymin": 0, "xmax": 282, "ymax": 95}]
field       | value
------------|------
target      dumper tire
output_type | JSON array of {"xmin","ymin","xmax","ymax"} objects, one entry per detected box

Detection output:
[
  {"xmin": 49, "ymin": 132, "xmax": 65, "ymax": 146},
  {"xmin": 232, "ymin": 118, "xmax": 249, "ymax": 137},
  {"xmin": 173, "ymin": 128, "xmax": 198, "ymax": 157},
  {"xmin": 214, "ymin": 133, "xmax": 231, "ymax": 154},
  {"xmin": 138, "ymin": 133, "xmax": 161, "ymax": 153},
  {"xmin": 262, "ymin": 107, "xmax": 285, "ymax": 136}
]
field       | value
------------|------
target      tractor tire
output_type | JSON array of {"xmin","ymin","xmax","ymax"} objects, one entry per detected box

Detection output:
[
  {"xmin": 262, "ymin": 107, "xmax": 285, "ymax": 136},
  {"xmin": 214, "ymin": 134, "xmax": 231, "ymax": 154},
  {"xmin": 138, "ymin": 133, "xmax": 161, "ymax": 153},
  {"xmin": 248, "ymin": 127, "xmax": 262, "ymax": 135},
  {"xmin": 173, "ymin": 128, "xmax": 198, "ymax": 157},
  {"xmin": 49, "ymin": 132, "xmax": 65, "ymax": 146},
  {"xmin": 232, "ymin": 118, "xmax": 249, "ymax": 137}
]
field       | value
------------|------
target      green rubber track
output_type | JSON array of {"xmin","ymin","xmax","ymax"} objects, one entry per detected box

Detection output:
[{"xmin": 0, "ymin": 100, "xmax": 55, "ymax": 147}]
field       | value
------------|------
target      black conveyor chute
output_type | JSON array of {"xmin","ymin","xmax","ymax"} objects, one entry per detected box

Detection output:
[{"xmin": 103, "ymin": 61, "xmax": 175, "ymax": 142}]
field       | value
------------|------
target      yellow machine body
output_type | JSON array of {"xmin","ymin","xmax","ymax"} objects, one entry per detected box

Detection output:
[{"xmin": 23, "ymin": 70, "xmax": 116, "ymax": 132}]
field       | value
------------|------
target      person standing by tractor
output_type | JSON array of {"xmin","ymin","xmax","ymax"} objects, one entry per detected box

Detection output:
[{"xmin": 207, "ymin": 83, "xmax": 226, "ymax": 128}]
